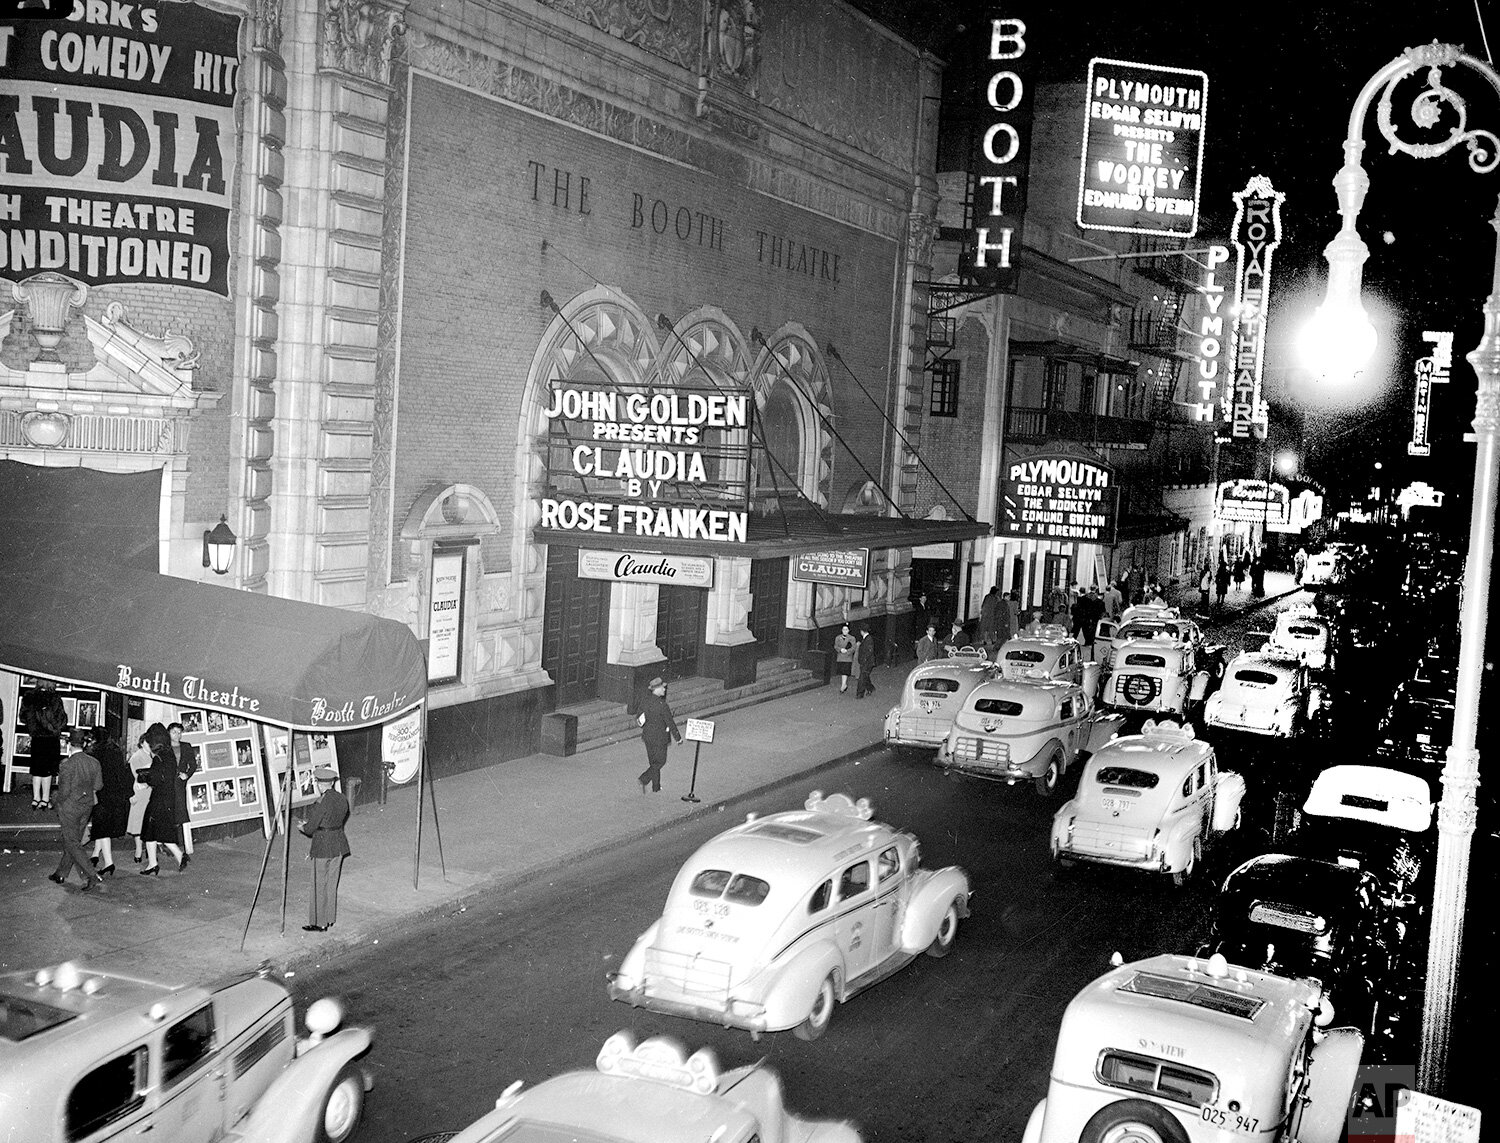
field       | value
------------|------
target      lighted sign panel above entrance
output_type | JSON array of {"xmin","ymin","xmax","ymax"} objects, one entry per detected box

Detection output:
[
  {"xmin": 792, "ymin": 548, "xmax": 870, "ymax": 589},
  {"xmin": 577, "ymin": 549, "xmax": 715, "ymax": 588},
  {"xmin": 540, "ymin": 382, "xmax": 751, "ymax": 543},
  {"xmin": 1077, "ymin": 57, "xmax": 1209, "ymax": 237},
  {"xmin": 0, "ymin": 1, "xmax": 242, "ymax": 294},
  {"xmin": 1215, "ymin": 479, "xmax": 1290, "ymax": 526},
  {"xmin": 998, "ymin": 452, "xmax": 1119, "ymax": 544}
]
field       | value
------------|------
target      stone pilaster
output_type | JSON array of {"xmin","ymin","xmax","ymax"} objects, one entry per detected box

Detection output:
[
  {"xmin": 599, "ymin": 581, "xmax": 666, "ymax": 707},
  {"xmin": 701, "ymin": 556, "xmax": 757, "ymax": 686}
]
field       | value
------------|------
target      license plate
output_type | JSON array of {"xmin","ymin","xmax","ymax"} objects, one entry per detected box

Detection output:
[{"xmin": 1101, "ymin": 795, "xmax": 1128, "ymax": 812}]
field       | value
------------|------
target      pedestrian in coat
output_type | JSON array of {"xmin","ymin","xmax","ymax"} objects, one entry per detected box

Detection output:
[
  {"xmin": 1294, "ymin": 547, "xmax": 1308, "ymax": 584},
  {"xmin": 1048, "ymin": 584, "xmax": 1071, "ymax": 626},
  {"xmin": 167, "ymin": 722, "xmax": 200, "ymax": 825},
  {"xmin": 139, "ymin": 723, "xmax": 186, "ymax": 874},
  {"xmin": 916, "ymin": 624, "xmax": 939, "ymax": 663},
  {"xmin": 1214, "ymin": 559, "xmax": 1232, "ymax": 610},
  {"xmin": 48, "ymin": 729, "xmax": 103, "ymax": 891},
  {"xmin": 20, "ymin": 680, "xmax": 68, "ymax": 810},
  {"xmin": 636, "ymin": 677, "xmax": 683, "ymax": 793},
  {"xmin": 1125, "ymin": 564, "xmax": 1144, "ymax": 606},
  {"xmin": 1077, "ymin": 586, "xmax": 1106, "ymax": 654},
  {"xmin": 1004, "ymin": 590, "xmax": 1021, "ymax": 638},
  {"xmin": 88, "ymin": 732, "xmax": 133, "ymax": 876},
  {"xmin": 979, "ymin": 587, "xmax": 1002, "ymax": 647},
  {"xmin": 1233, "ymin": 551, "xmax": 1249, "ymax": 592},
  {"xmin": 833, "ymin": 624, "xmax": 856, "ymax": 693},
  {"xmin": 855, "ymin": 626, "xmax": 877, "ymax": 698},
  {"xmin": 1102, "ymin": 581, "xmax": 1123, "ymax": 620},
  {"xmin": 1250, "ymin": 551, "xmax": 1267, "ymax": 598},
  {"xmin": 126, "ymin": 733, "xmax": 153, "ymax": 863},
  {"xmin": 300, "ymin": 766, "xmax": 351, "ymax": 931}
]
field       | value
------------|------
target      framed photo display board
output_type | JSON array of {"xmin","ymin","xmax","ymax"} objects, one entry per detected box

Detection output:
[
  {"xmin": 175, "ymin": 708, "xmax": 271, "ymax": 842},
  {"xmin": 3, "ymin": 674, "xmax": 106, "ymax": 794},
  {"xmin": 262, "ymin": 728, "xmax": 340, "ymax": 819}
]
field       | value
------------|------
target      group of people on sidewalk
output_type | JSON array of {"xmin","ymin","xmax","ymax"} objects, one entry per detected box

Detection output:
[{"xmin": 832, "ymin": 624, "xmax": 879, "ymax": 698}]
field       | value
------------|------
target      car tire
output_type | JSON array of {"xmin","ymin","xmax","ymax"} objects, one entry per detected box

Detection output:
[
  {"xmin": 1079, "ymin": 1098, "xmax": 1190, "ymax": 1143},
  {"xmin": 315, "ymin": 1064, "xmax": 366, "ymax": 1143},
  {"xmin": 1171, "ymin": 837, "xmax": 1201, "ymax": 888},
  {"xmin": 793, "ymin": 974, "xmax": 836, "ymax": 1041},
  {"xmin": 1035, "ymin": 751, "xmax": 1063, "ymax": 796},
  {"xmin": 925, "ymin": 899, "xmax": 961, "ymax": 958}
]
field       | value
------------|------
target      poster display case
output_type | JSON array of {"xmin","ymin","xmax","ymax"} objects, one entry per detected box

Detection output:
[
  {"xmin": 175, "ymin": 708, "xmax": 270, "ymax": 842},
  {"xmin": 263, "ymin": 728, "xmax": 340, "ymax": 818},
  {"xmin": 3, "ymin": 674, "xmax": 107, "ymax": 794}
]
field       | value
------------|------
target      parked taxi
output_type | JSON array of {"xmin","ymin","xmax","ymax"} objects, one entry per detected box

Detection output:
[
  {"xmin": 1051, "ymin": 720, "xmax": 1246, "ymax": 885},
  {"xmin": 1094, "ymin": 605, "xmax": 1220, "ymax": 673},
  {"xmin": 883, "ymin": 649, "xmax": 1002, "ymax": 750},
  {"xmin": 996, "ymin": 626, "xmax": 1102, "ymax": 700},
  {"xmin": 607, "ymin": 791, "xmax": 970, "ymax": 1040},
  {"xmin": 0, "ymin": 960, "xmax": 372, "ymax": 1143},
  {"xmin": 1101, "ymin": 635, "xmax": 1215, "ymax": 720},
  {"xmin": 426, "ymin": 1030, "xmax": 862, "ymax": 1143},
  {"xmin": 1269, "ymin": 604, "xmax": 1335, "ymax": 670},
  {"xmin": 1292, "ymin": 764, "xmax": 1434, "ymax": 905},
  {"xmin": 1204, "ymin": 650, "xmax": 1324, "ymax": 738},
  {"xmin": 1020, "ymin": 953, "xmax": 1365, "ymax": 1143},
  {"xmin": 937, "ymin": 677, "xmax": 1125, "ymax": 794}
]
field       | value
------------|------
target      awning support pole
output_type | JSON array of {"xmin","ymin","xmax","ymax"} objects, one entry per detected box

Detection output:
[
  {"xmin": 240, "ymin": 766, "xmax": 286, "ymax": 952},
  {"xmin": 280, "ymin": 726, "xmax": 293, "ymax": 933}
]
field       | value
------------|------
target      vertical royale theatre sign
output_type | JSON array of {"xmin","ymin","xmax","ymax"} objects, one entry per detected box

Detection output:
[
  {"xmin": 999, "ymin": 452, "xmax": 1119, "ymax": 544},
  {"xmin": 0, "ymin": 1, "xmax": 241, "ymax": 294}
]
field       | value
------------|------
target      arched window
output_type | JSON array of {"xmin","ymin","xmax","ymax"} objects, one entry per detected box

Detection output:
[{"xmin": 754, "ymin": 382, "xmax": 802, "ymax": 499}]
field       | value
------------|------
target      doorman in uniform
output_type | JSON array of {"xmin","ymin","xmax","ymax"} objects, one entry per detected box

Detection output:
[
  {"xmin": 637, "ymin": 677, "xmax": 683, "ymax": 793},
  {"xmin": 300, "ymin": 766, "xmax": 350, "ymax": 932}
]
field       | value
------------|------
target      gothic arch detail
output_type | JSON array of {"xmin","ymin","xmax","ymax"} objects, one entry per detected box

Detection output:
[{"xmin": 749, "ymin": 324, "xmax": 834, "ymax": 505}]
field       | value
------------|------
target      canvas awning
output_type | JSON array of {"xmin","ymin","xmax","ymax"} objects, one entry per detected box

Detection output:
[{"xmin": 0, "ymin": 557, "xmax": 427, "ymax": 731}]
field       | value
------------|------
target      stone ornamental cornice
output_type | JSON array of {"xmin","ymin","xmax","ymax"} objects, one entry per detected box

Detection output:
[{"xmin": 320, "ymin": 0, "xmax": 410, "ymax": 86}]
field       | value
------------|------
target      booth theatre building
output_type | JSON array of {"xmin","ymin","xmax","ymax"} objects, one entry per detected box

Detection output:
[{"xmin": 0, "ymin": 0, "xmax": 983, "ymax": 770}]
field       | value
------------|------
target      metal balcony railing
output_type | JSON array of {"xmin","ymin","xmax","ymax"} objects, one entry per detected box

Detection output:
[{"xmin": 1005, "ymin": 406, "xmax": 1155, "ymax": 449}]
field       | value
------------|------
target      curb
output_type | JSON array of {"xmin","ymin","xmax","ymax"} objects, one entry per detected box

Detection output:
[{"xmin": 275, "ymin": 736, "xmax": 888, "ymax": 972}]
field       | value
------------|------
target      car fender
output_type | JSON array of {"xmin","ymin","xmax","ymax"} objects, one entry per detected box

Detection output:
[
  {"xmin": 1211, "ymin": 771, "xmax": 1246, "ymax": 832},
  {"xmin": 1050, "ymin": 800, "xmax": 1080, "ymax": 849},
  {"xmin": 759, "ymin": 942, "xmax": 846, "ymax": 1029},
  {"xmin": 882, "ymin": 707, "xmax": 901, "ymax": 740},
  {"xmin": 1189, "ymin": 671, "xmax": 1211, "ymax": 702},
  {"xmin": 611, "ymin": 919, "xmax": 661, "ymax": 990},
  {"xmin": 1081, "ymin": 660, "xmax": 1101, "ymax": 701},
  {"xmin": 1083, "ymin": 713, "xmax": 1126, "ymax": 755},
  {"xmin": 1298, "ymin": 1026, "xmax": 1366, "ymax": 1143},
  {"xmin": 899, "ymin": 867, "xmax": 970, "ymax": 953},
  {"xmin": 1020, "ymin": 1098, "xmax": 1047, "ymax": 1143},
  {"xmin": 1164, "ymin": 818, "xmax": 1200, "ymax": 868},
  {"xmin": 230, "ymin": 1026, "xmax": 373, "ymax": 1143}
]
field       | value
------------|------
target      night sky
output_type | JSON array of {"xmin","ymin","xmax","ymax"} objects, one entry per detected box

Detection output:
[{"xmin": 853, "ymin": 0, "xmax": 1499, "ymax": 504}]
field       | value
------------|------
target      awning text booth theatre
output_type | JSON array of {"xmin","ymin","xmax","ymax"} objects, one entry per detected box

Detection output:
[{"xmin": 0, "ymin": 555, "xmax": 434, "ymax": 928}]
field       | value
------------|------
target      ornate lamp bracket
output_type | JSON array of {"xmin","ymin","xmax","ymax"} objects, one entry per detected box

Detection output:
[{"xmin": 1375, "ymin": 42, "xmax": 1500, "ymax": 172}]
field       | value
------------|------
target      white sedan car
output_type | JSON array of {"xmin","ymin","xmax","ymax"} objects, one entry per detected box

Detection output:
[{"xmin": 1205, "ymin": 651, "xmax": 1324, "ymax": 738}]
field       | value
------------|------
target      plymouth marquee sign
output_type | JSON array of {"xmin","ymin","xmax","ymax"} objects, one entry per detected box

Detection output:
[
  {"xmin": 540, "ymin": 383, "xmax": 751, "ymax": 543},
  {"xmin": 999, "ymin": 453, "xmax": 1119, "ymax": 544},
  {"xmin": 1077, "ymin": 57, "xmax": 1208, "ymax": 237}
]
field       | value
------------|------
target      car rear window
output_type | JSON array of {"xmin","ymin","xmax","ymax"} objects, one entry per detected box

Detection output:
[
  {"xmin": 689, "ymin": 870, "xmax": 771, "ymax": 906},
  {"xmin": 1287, "ymin": 625, "xmax": 1323, "ymax": 638},
  {"xmin": 915, "ymin": 677, "xmax": 960, "ymax": 693},
  {"xmin": 973, "ymin": 698, "xmax": 1025, "ymax": 716},
  {"xmin": 1004, "ymin": 650, "xmax": 1045, "ymax": 663},
  {"xmin": 1233, "ymin": 669, "xmax": 1279, "ymax": 686},
  {"xmin": 1097, "ymin": 1050, "xmax": 1218, "ymax": 1108},
  {"xmin": 1094, "ymin": 766, "xmax": 1159, "ymax": 789},
  {"xmin": 1249, "ymin": 903, "xmax": 1327, "ymax": 934},
  {"xmin": 1123, "ymin": 653, "xmax": 1166, "ymax": 668}
]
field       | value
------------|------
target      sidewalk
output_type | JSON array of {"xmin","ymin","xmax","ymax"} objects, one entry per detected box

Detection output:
[{"xmin": 0, "ymin": 575, "xmax": 1306, "ymax": 984}]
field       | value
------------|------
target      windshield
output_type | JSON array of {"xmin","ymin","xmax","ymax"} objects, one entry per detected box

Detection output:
[{"xmin": 0, "ymin": 993, "xmax": 77, "ymax": 1041}]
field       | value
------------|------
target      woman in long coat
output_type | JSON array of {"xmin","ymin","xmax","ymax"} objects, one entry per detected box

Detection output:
[
  {"xmin": 87, "ymin": 733, "xmax": 134, "ymax": 875},
  {"xmin": 139, "ymin": 723, "xmax": 186, "ymax": 874},
  {"xmin": 126, "ymin": 733, "xmax": 154, "ymax": 862}
]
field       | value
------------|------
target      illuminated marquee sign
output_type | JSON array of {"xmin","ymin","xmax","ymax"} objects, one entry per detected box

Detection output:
[
  {"xmin": 1077, "ymin": 57, "xmax": 1208, "ymax": 237},
  {"xmin": 0, "ymin": 1, "xmax": 242, "ymax": 294},
  {"xmin": 577, "ymin": 549, "xmax": 715, "ymax": 588},
  {"xmin": 792, "ymin": 548, "xmax": 870, "ymax": 589},
  {"xmin": 1215, "ymin": 479, "xmax": 1289, "ymax": 526},
  {"xmin": 1269, "ymin": 489, "xmax": 1324, "ymax": 534},
  {"xmin": 540, "ymin": 384, "xmax": 750, "ymax": 543},
  {"xmin": 1189, "ymin": 244, "xmax": 1231, "ymax": 422},
  {"xmin": 1227, "ymin": 176, "xmax": 1283, "ymax": 440},
  {"xmin": 1408, "ymin": 330, "xmax": 1453, "ymax": 457},
  {"xmin": 999, "ymin": 452, "xmax": 1119, "ymax": 544},
  {"xmin": 968, "ymin": 14, "xmax": 1033, "ymax": 293}
]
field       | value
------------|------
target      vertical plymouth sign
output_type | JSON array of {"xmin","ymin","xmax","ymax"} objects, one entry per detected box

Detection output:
[{"xmin": 0, "ymin": 0, "xmax": 241, "ymax": 294}]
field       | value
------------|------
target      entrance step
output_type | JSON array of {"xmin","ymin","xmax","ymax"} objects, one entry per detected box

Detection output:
[{"xmin": 558, "ymin": 657, "xmax": 823, "ymax": 753}]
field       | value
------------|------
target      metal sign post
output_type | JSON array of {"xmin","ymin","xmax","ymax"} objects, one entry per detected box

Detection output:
[{"xmin": 680, "ymin": 718, "xmax": 715, "ymax": 803}]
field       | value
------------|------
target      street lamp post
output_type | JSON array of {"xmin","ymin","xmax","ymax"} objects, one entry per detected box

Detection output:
[{"xmin": 1302, "ymin": 42, "xmax": 1500, "ymax": 1094}]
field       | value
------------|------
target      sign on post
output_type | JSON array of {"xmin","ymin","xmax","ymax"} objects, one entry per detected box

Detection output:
[
  {"xmin": 792, "ymin": 549, "xmax": 870, "ymax": 589},
  {"xmin": 683, "ymin": 718, "xmax": 715, "ymax": 743}
]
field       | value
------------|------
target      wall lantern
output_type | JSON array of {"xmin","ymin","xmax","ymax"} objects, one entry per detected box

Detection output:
[{"xmin": 202, "ymin": 514, "xmax": 237, "ymax": 575}]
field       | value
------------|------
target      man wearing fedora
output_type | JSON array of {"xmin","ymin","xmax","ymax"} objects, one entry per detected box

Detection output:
[
  {"xmin": 636, "ymin": 676, "xmax": 683, "ymax": 794},
  {"xmin": 299, "ymin": 765, "xmax": 351, "ymax": 932}
]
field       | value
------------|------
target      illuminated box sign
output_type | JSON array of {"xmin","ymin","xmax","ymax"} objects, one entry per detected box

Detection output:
[
  {"xmin": 0, "ymin": 1, "xmax": 241, "ymax": 294},
  {"xmin": 1269, "ymin": 490, "xmax": 1323, "ymax": 534},
  {"xmin": 999, "ymin": 453, "xmax": 1119, "ymax": 544},
  {"xmin": 1077, "ymin": 58, "xmax": 1208, "ymax": 236},
  {"xmin": 968, "ymin": 15, "xmax": 1033, "ymax": 293},
  {"xmin": 1227, "ymin": 176, "xmax": 1283, "ymax": 440},
  {"xmin": 792, "ymin": 548, "xmax": 870, "ymax": 589},
  {"xmin": 541, "ymin": 383, "xmax": 750, "ymax": 543},
  {"xmin": 577, "ymin": 549, "xmax": 715, "ymax": 588},
  {"xmin": 1189, "ymin": 244, "xmax": 1231, "ymax": 422},
  {"xmin": 1215, "ymin": 479, "xmax": 1289, "ymax": 525},
  {"xmin": 1408, "ymin": 330, "xmax": 1453, "ymax": 456}
]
